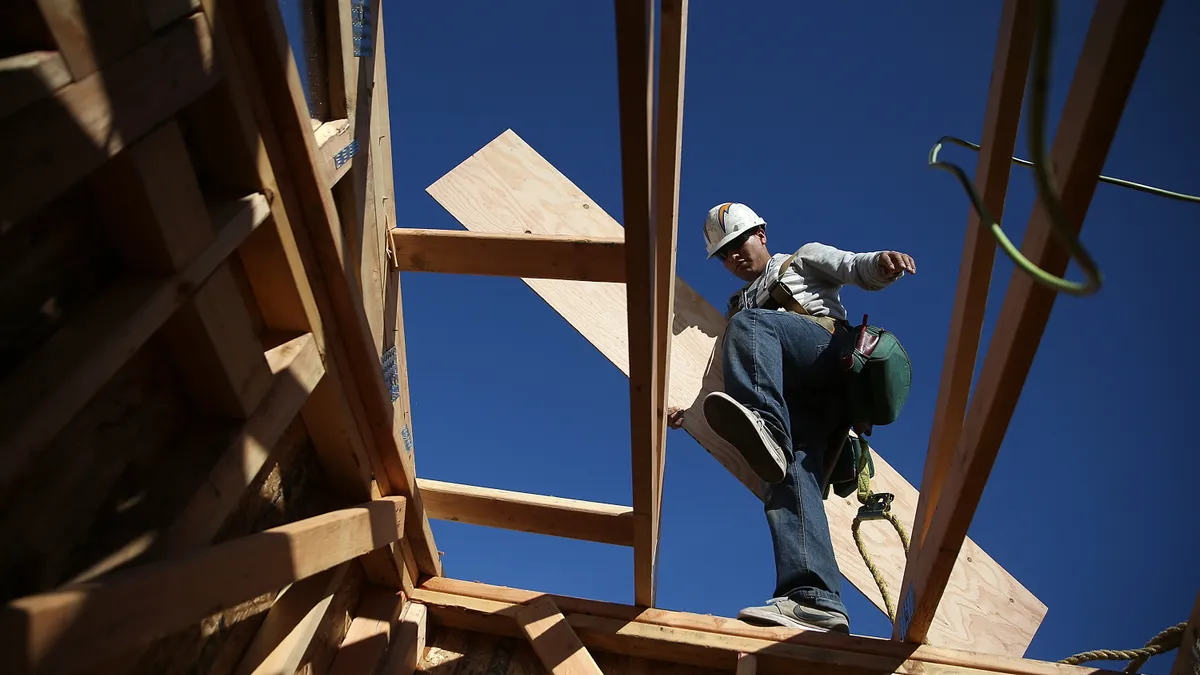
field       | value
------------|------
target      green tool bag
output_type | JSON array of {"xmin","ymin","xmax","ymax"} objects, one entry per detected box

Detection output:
[{"xmin": 839, "ymin": 316, "xmax": 912, "ymax": 428}]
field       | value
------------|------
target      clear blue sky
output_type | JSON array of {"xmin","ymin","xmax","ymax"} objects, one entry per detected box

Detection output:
[{"xmin": 377, "ymin": 1, "xmax": 1197, "ymax": 669}]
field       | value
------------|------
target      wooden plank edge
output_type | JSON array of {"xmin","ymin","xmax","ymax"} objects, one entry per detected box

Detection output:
[
  {"xmin": 515, "ymin": 596, "xmax": 604, "ymax": 675},
  {"xmin": 390, "ymin": 228, "xmax": 626, "ymax": 282},
  {"xmin": 417, "ymin": 478, "xmax": 635, "ymax": 547}
]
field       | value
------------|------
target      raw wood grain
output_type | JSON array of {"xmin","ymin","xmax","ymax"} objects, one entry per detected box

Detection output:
[
  {"xmin": 0, "ymin": 51, "xmax": 71, "ymax": 119},
  {"xmin": 515, "ymin": 597, "xmax": 604, "ymax": 675},
  {"xmin": 391, "ymin": 229, "xmax": 626, "ymax": 282},
  {"xmin": 425, "ymin": 129, "xmax": 1046, "ymax": 656},
  {"xmin": 418, "ymin": 479, "xmax": 635, "ymax": 547}
]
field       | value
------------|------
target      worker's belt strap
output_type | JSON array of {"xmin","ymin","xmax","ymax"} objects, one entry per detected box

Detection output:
[{"xmin": 765, "ymin": 251, "xmax": 840, "ymax": 334}]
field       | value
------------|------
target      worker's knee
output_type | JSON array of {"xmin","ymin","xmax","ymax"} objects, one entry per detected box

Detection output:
[{"xmin": 725, "ymin": 309, "xmax": 761, "ymax": 343}]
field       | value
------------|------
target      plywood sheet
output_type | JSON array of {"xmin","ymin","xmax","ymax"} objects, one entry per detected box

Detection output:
[{"xmin": 425, "ymin": 129, "xmax": 1046, "ymax": 656}]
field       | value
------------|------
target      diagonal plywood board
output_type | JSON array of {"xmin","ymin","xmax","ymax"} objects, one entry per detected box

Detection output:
[{"xmin": 424, "ymin": 129, "xmax": 1047, "ymax": 656}]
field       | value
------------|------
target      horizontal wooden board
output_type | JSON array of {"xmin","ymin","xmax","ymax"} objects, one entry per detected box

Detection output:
[
  {"xmin": 391, "ymin": 229, "xmax": 626, "ymax": 282},
  {"xmin": 419, "ymin": 478, "xmax": 634, "ymax": 547},
  {"xmin": 425, "ymin": 129, "xmax": 1047, "ymax": 655}
]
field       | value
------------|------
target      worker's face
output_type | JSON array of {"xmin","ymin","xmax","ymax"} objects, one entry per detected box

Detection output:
[{"xmin": 717, "ymin": 227, "xmax": 770, "ymax": 282}]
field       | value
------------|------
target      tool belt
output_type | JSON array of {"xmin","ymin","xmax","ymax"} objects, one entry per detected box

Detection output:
[{"xmin": 759, "ymin": 251, "xmax": 844, "ymax": 335}]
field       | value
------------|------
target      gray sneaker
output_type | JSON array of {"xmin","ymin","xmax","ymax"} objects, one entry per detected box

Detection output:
[
  {"xmin": 737, "ymin": 597, "xmax": 850, "ymax": 633},
  {"xmin": 703, "ymin": 392, "xmax": 787, "ymax": 484}
]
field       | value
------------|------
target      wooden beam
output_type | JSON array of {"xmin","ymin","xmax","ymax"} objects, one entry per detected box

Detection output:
[
  {"xmin": 516, "ymin": 597, "xmax": 604, "ymax": 675},
  {"xmin": 328, "ymin": 586, "xmax": 406, "ymax": 675},
  {"xmin": 1172, "ymin": 590, "xmax": 1200, "ymax": 675},
  {"xmin": 894, "ymin": 0, "xmax": 1163, "ymax": 644},
  {"xmin": 315, "ymin": 118, "xmax": 355, "ymax": 186},
  {"xmin": 34, "ymin": 0, "xmax": 151, "ymax": 80},
  {"xmin": 417, "ymin": 479, "xmax": 635, "ymax": 547},
  {"xmin": 379, "ymin": 601, "xmax": 428, "ymax": 675},
  {"xmin": 0, "ymin": 12, "xmax": 218, "ymax": 224},
  {"xmin": 390, "ymin": 229, "xmax": 626, "ymax": 282},
  {"xmin": 412, "ymin": 583, "xmax": 1116, "ymax": 675},
  {"xmin": 195, "ymin": 0, "xmax": 413, "ymax": 593},
  {"xmin": 1, "ymin": 496, "xmax": 406, "ymax": 675},
  {"xmin": 613, "ymin": 0, "xmax": 660, "ymax": 609},
  {"xmin": 219, "ymin": 0, "xmax": 443, "ymax": 578},
  {"xmin": 651, "ymin": 0, "xmax": 687, "ymax": 538},
  {"xmin": 908, "ymin": 0, "xmax": 1035, "ymax": 554},
  {"xmin": 0, "ymin": 194, "xmax": 270, "ymax": 497},
  {"xmin": 425, "ymin": 129, "xmax": 1046, "ymax": 655},
  {"xmin": 737, "ymin": 652, "xmax": 758, "ymax": 675},
  {"xmin": 0, "ymin": 50, "xmax": 71, "ymax": 119},
  {"xmin": 234, "ymin": 564, "xmax": 349, "ymax": 675}
]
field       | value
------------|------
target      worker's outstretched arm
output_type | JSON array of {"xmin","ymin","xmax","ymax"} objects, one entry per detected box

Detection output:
[{"xmin": 796, "ymin": 242, "xmax": 915, "ymax": 291}]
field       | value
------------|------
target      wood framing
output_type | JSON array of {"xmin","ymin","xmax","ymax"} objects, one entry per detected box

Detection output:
[
  {"xmin": 515, "ymin": 596, "xmax": 605, "ymax": 675},
  {"xmin": 418, "ymin": 478, "xmax": 635, "ymax": 547},
  {"xmin": 1, "ymin": 497, "xmax": 406, "ymax": 674},
  {"xmin": 327, "ymin": 586, "xmax": 407, "ymax": 675},
  {"xmin": 894, "ymin": 0, "xmax": 1164, "ymax": 643},
  {"xmin": 390, "ymin": 228, "xmax": 627, "ymax": 282},
  {"xmin": 215, "ymin": 0, "xmax": 443, "ymax": 579},
  {"xmin": 426, "ymin": 128, "xmax": 1047, "ymax": 655},
  {"xmin": 612, "ymin": 0, "xmax": 661, "ymax": 608},
  {"xmin": 909, "ymin": 0, "xmax": 1035, "ymax": 551},
  {"xmin": 412, "ymin": 577, "xmax": 1116, "ymax": 675}
]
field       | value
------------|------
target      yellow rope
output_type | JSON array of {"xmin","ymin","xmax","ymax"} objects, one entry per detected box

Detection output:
[
  {"xmin": 1059, "ymin": 623, "xmax": 1187, "ymax": 673},
  {"xmin": 851, "ymin": 512, "xmax": 910, "ymax": 620}
]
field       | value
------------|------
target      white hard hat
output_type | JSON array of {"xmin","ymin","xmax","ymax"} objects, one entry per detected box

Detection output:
[{"xmin": 703, "ymin": 202, "xmax": 766, "ymax": 258}]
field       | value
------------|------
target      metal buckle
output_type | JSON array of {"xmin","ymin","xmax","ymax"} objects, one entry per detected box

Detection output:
[{"xmin": 857, "ymin": 492, "xmax": 894, "ymax": 521}]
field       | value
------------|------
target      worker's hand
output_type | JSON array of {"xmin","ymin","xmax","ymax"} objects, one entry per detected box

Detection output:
[
  {"xmin": 878, "ymin": 251, "xmax": 916, "ymax": 277},
  {"xmin": 666, "ymin": 407, "xmax": 686, "ymax": 429}
]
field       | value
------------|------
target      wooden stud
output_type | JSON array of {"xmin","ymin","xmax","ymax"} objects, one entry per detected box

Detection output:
[
  {"xmin": 651, "ymin": 0, "xmax": 687, "ymax": 535},
  {"xmin": 516, "ymin": 597, "xmax": 604, "ymax": 675},
  {"xmin": 737, "ymin": 652, "xmax": 758, "ymax": 675},
  {"xmin": 216, "ymin": 0, "xmax": 442, "ymax": 578},
  {"xmin": 316, "ymin": 117, "xmax": 355, "ymax": 186},
  {"xmin": 0, "ymin": 194, "xmax": 269, "ymax": 496},
  {"xmin": 0, "ymin": 50, "xmax": 71, "ymax": 119},
  {"xmin": 0, "ymin": 496, "xmax": 406, "ymax": 675},
  {"xmin": 234, "ymin": 563, "xmax": 350, "ymax": 675},
  {"xmin": 327, "ymin": 586, "xmax": 406, "ymax": 675},
  {"xmin": 613, "ymin": 0, "xmax": 659, "ymax": 609},
  {"xmin": 894, "ymin": 0, "xmax": 1163, "ymax": 644},
  {"xmin": 1172, "ymin": 590, "xmax": 1200, "ymax": 675},
  {"xmin": 379, "ymin": 601, "xmax": 428, "ymax": 675},
  {"xmin": 417, "ymin": 479, "xmax": 635, "ymax": 547},
  {"xmin": 390, "ymin": 229, "xmax": 627, "ymax": 282},
  {"xmin": 909, "ymin": 0, "xmax": 1035, "ymax": 555},
  {"xmin": 0, "ymin": 13, "xmax": 218, "ymax": 224}
]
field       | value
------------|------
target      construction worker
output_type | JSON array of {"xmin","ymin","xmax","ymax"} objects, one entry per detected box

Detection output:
[{"xmin": 666, "ymin": 201, "xmax": 915, "ymax": 633}]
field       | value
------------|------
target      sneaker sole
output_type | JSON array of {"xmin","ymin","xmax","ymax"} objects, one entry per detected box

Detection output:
[
  {"xmin": 703, "ymin": 392, "xmax": 786, "ymax": 484},
  {"xmin": 737, "ymin": 607, "xmax": 831, "ymax": 632}
]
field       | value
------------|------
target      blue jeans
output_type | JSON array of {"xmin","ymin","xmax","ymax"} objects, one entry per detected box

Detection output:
[{"xmin": 722, "ymin": 309, "xmax": 848, "ymax": 618}]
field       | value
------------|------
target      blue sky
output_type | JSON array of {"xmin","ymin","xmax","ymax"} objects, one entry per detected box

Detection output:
[{"xmin": 377, "ymin": 1, "xmax": 1197, "ymax": 669}]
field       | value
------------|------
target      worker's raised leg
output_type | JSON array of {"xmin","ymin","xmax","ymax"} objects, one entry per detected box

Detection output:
[
  {"xmin": 704, "ymin": 308, "xmax": 837, "ymax": 483},
  {"xmin": 739, "ymin": 403, "xmax": 849, "ymax": 632}
]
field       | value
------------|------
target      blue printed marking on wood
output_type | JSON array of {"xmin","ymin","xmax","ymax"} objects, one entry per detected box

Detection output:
[
  {"xmin": 897, "ymin": 586, "xmax": 916, "ymax": 636},
  {"xmin": 351, "ymin": 0, "xmax": 373, "ymax": 57},
  {"xmin": 400, "ymin": 425, "xmax": 414, "ymax": 458},
  {"xmin": 333, "ymin": 139, "xmax": 359, "ymax": 169}
]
